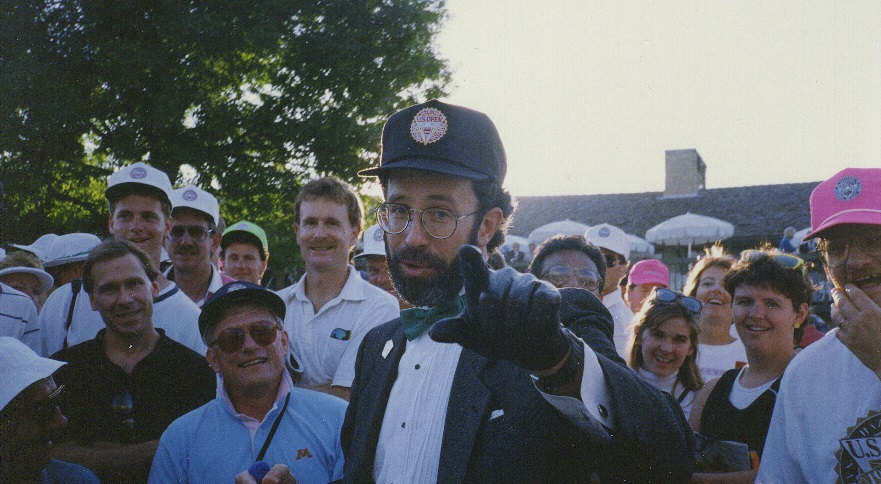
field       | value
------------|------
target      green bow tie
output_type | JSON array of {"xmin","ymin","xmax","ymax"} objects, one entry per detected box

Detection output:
[{"xmin": 399, "ymin": 296, "xmax": 464, "ymax": 341}]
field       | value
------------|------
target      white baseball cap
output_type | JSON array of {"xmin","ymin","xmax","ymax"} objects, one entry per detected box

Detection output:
[
  {"xmin": 43, "ymin": 233, "xmax": 102, "ymax": 268},
  {"xmin": 11, "ymin": 233, "xmax": 59, "ymax": 263},
  {"xmin": 585, "ymin": 223, "xmax": 631, "ymax": 259},
  {"xmin": 0, "ymin": 337, "xmax": 65, "ymax": 412},
  {"xmin": 171, "ymin": 185, "xmax": 220, "ymax": 226},
  {"xmin": 0, "ymin": 267, "xmax": 54, "ymax": 294},
  {"xmin": 106, "ymin": 162, "xmax": 174, "ymax": 206},
  {"xmin": 354, "ymin": 224, "xmax": 386, "ymax": 260}
]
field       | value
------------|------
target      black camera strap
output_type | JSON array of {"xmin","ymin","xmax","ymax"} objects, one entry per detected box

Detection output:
[{"xmin": 256, "ymin": 392, "xmax": 290, "ymax": 461}]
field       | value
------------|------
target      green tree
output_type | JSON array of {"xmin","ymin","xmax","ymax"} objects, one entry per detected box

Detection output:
[{"xmin": 1, "ymin": 0, "xmax": 449, "ymax": 274}]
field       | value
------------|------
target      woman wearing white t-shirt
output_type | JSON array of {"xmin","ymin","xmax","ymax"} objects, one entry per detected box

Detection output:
[
  {"xmin": 683, "ymin": 247, "xmax": 747, "ymax": 382},
  {"xmin": 689, "ymin": 249, "xmax": 812, "ymax": 483}
]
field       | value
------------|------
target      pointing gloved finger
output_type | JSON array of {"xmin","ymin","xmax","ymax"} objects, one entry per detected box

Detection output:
[{"xmin": 458, "ymin": 245, "xmax": 490, "ymax": 306}]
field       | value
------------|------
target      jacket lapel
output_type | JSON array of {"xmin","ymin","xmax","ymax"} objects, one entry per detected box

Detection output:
[
  {"xmin": 353, "ymin": 327, "xmax": 408, "ymax": 481},
  {"xmin": 437, "ymin": 348, "xmax": 490, "ymax": 483}
]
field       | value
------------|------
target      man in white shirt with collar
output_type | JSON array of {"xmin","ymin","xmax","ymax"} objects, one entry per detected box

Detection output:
[
  {"xmin": 39, "ymin": 163, "xmax": 205, "ymax": 356},
  {"xmin": 585, "ymin": 223, "xmax": 634, "ymax": 360},
  {"xmin": 276, "ymin": 177, "xmax": 399, "ymax": 401},
  {"xmin": 164, "ymin": 185, "xmax": 235, "ymax": 307}
]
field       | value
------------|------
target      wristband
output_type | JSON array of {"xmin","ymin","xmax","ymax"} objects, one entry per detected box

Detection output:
[{"xmin": 533, "ymin": 330, "xmax": 584, "ymax": 393}]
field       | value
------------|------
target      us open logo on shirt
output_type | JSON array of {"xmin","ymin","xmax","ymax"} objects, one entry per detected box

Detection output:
[
  {"xmin": 410, "ymin": 107, "xmax": 447, "ymax": 145},
  {"xmin": 834, "ymin": 176, "xmax": 862, "ymax": 201},
  {"xmin": 130, "ymin": 167, "xmax": 147, "ymax": 179},
  {"xmin": 182, "ymin": 189, "xmax": 198, "ymax": 201},
  {"xmin": 836, "ymin": 410, "xmax": 881, "ymax": 483}
]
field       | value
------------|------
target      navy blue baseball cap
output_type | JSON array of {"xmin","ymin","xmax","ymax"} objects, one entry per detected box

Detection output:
[
  {"xmin": 199, "ymin": 281, "xmax": 286, "ymax": 338},
  {"xmin": 358, "ymin": 99, "xmax": 507, "ymax": 183}
]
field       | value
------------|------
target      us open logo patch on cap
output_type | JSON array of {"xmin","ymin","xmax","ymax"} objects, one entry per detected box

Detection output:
[
  {"xmin": 130, "ymin": 167, "xmax": 147, "ymax": 179},
  {"xmin": 834, "ymin": 176, "xmax": 862, "ymax": 201},
  {"xmin": 373, "ymin": 228, "xmax": 384, "ymax": 242},
  {"xmin": 410, "ymin": 107, "xmax": 448, "ymax": 145},
  {"xmin": 182, "ymin": 189, "xmax": 198, "ymax": 202},
  {"xmin": 235, "ymin": 223, "xmax": 248, "ymax": 230},
  {"xmin": 598, "ymin": 227, "xmax": 611, "ymax": 238}
]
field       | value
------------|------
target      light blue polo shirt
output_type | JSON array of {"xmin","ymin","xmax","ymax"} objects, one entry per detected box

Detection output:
[{"xmin": 149, "ymin": 373, "xmax": 346, "ymax": 483}]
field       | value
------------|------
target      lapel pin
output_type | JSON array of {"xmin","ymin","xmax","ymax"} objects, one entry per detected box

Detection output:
[{"xmin": 382, "ymin": 340, "xmax": 394, "ymax": 359}]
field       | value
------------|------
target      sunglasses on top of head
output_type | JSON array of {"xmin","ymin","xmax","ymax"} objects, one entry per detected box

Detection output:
[{"xmin": 653, "ymin": 287, "xmax": 702, "ymax": 314}]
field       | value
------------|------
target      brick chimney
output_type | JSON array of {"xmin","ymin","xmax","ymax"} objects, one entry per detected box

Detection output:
[{"xmin": 664, "ymin": 149, "xmax": 705, "ymax": 197}]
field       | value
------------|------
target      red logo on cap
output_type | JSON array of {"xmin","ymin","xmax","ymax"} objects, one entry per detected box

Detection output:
[{"xmin": 410, "ymin": 107, "xmax": 448, "ymax": 145}]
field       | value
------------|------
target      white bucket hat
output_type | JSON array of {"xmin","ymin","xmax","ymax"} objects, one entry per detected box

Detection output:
[
  {"xmin": 43, "ymin": 233, "xmax": 102, "ymax": 268},
  {"xmin": 0, "ymin": 337, "xmax": 65, "ymax": 412},
  {"xmin": 0, "ymin": 267, "xmax": 54, "ymax": 294},
  {"xmin": 171, "ymin": 185, "xmax": 220, "ymax": 226},
  {"xmin": 11, "ymin": 233, "xmax": 59, "ymax": 263}
]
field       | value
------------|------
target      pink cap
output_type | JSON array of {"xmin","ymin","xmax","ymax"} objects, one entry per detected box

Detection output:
[
  {"xmin": 805, "ymin": 168, "xmax": 881, "ymax": 239},
  {"xmin": 628, "ymin": 259, "xmax": 669, "ymax": 287}
]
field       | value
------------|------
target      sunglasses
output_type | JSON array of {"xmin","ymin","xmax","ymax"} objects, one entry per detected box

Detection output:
[
  {"xmin": 601, "ymin": 250, "xmax": 626, "ymax": 268},
  {"xmin": 210, "ymin": 320, "xmax": 279, "ymax": 353},
  {"xmin": 739, "ymin": 250, "xmax": 805, "ymax": 272},
  {"xmin": 540, "ymin": 265, "xmax": 601, "ymax": 291},
  {"xmin": 169, "ymin": 225, "xmax": 214, "ymax": 242},
  {"xmin": 654, "ymin": 287, "xmax": 702, "ymax": 314}
]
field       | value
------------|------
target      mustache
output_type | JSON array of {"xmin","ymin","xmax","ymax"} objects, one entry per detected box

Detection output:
[{"xmin": 389, "ymin": 245, "xmax": 449, "ymax": 270}]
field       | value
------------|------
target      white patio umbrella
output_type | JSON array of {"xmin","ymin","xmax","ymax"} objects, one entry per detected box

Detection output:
[
  {"xmin": 627, "ymin": 233, "xmax": 655, "ymax": 256},
  {"xmin": 527, "ymin": 219, "xmax": 590, "ymax": 244},
  {"xmin": 645, "ymin": 212, "xmax": 734, "ymax": 257}
]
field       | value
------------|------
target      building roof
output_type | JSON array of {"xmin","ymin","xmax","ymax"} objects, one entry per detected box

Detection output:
[{"xmin": 509, "ymin": 182, "xmax": 818, "ymax": 247}]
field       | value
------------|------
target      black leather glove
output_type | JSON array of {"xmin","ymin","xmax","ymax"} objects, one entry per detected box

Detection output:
[{"xmin": 430, "ymin": 245, "xmax": 571, "ymax": 372}]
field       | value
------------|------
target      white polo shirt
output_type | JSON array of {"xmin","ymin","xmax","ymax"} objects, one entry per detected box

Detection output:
[
  {"xmin": 277, "ymin": 266, "xmax": 399, "ymax": 389},
  {"xmin": 603, "ymin": 287, "xmax": 635, "ymax": 360},
  {"xmin": 0, "ymin": 282, "xmax": 41, "ymax": 354}
]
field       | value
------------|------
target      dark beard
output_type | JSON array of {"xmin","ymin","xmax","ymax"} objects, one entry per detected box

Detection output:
[{"xmin": 387, "ymin": 245, "xmax": 464, "ymax": 308}]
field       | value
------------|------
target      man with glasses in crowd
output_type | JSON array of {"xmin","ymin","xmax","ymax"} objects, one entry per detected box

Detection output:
[
  {"xmin": 342, "ymin": 100, "xmax": 692, "ymax": 482},
  {"xmin": 528, "ymin": 234, "xmax": 606, "ymax": 299},
  {"xmin": 585, "ymin": 223, "xmax": 635, "ymax": 359},
  {"xmin": 759, "ymin": 168, "xmax": 881, "ymax": 483},
  {"xmin": 150, "ymin": 281, "xmax": 346, "ymax": 483},
  {"xmin": 165, "ymin": 184, "xmax": 235, "ymax": 306},
  {"xmin": 276, "ymin": 177, "xmax": 399, "ymax": 400},
  {"xmin": 50, "ymin": 240, "xmax": 215, "ymax": 482},
  {"xmin": 40, "ymin": 162, "xmax": 206, "ymax": 355}
]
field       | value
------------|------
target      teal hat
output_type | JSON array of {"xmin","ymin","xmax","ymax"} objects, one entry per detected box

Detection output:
[{"xmin": 221, "ymin": 221, "xmax": 268, "ymax": 255}]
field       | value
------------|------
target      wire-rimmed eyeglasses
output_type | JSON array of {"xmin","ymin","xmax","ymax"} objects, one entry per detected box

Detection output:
[{"xmin": 375, "ymin": 203, "xmax": 480, "ymax": 240}]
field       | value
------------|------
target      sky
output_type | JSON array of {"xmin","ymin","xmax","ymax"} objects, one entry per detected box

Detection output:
[{"xmin": 433, "ymin": 1, "xmax": 881, "ymax": 197}]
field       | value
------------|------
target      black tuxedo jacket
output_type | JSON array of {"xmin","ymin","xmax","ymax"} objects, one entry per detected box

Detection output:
[{"xmin": 341, "ymin": 288, "xmax": 694, "ymax": 483}]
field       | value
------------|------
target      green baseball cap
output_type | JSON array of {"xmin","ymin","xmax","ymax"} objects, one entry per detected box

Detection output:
[{"xmin": 221, "ymin": 221, "xmax": 268, "ymax": 256}]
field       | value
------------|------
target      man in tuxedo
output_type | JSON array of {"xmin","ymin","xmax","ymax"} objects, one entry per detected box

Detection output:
[{"xmin": 342, "ymin": 99, "xmax": 694, "ymax": 482}]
